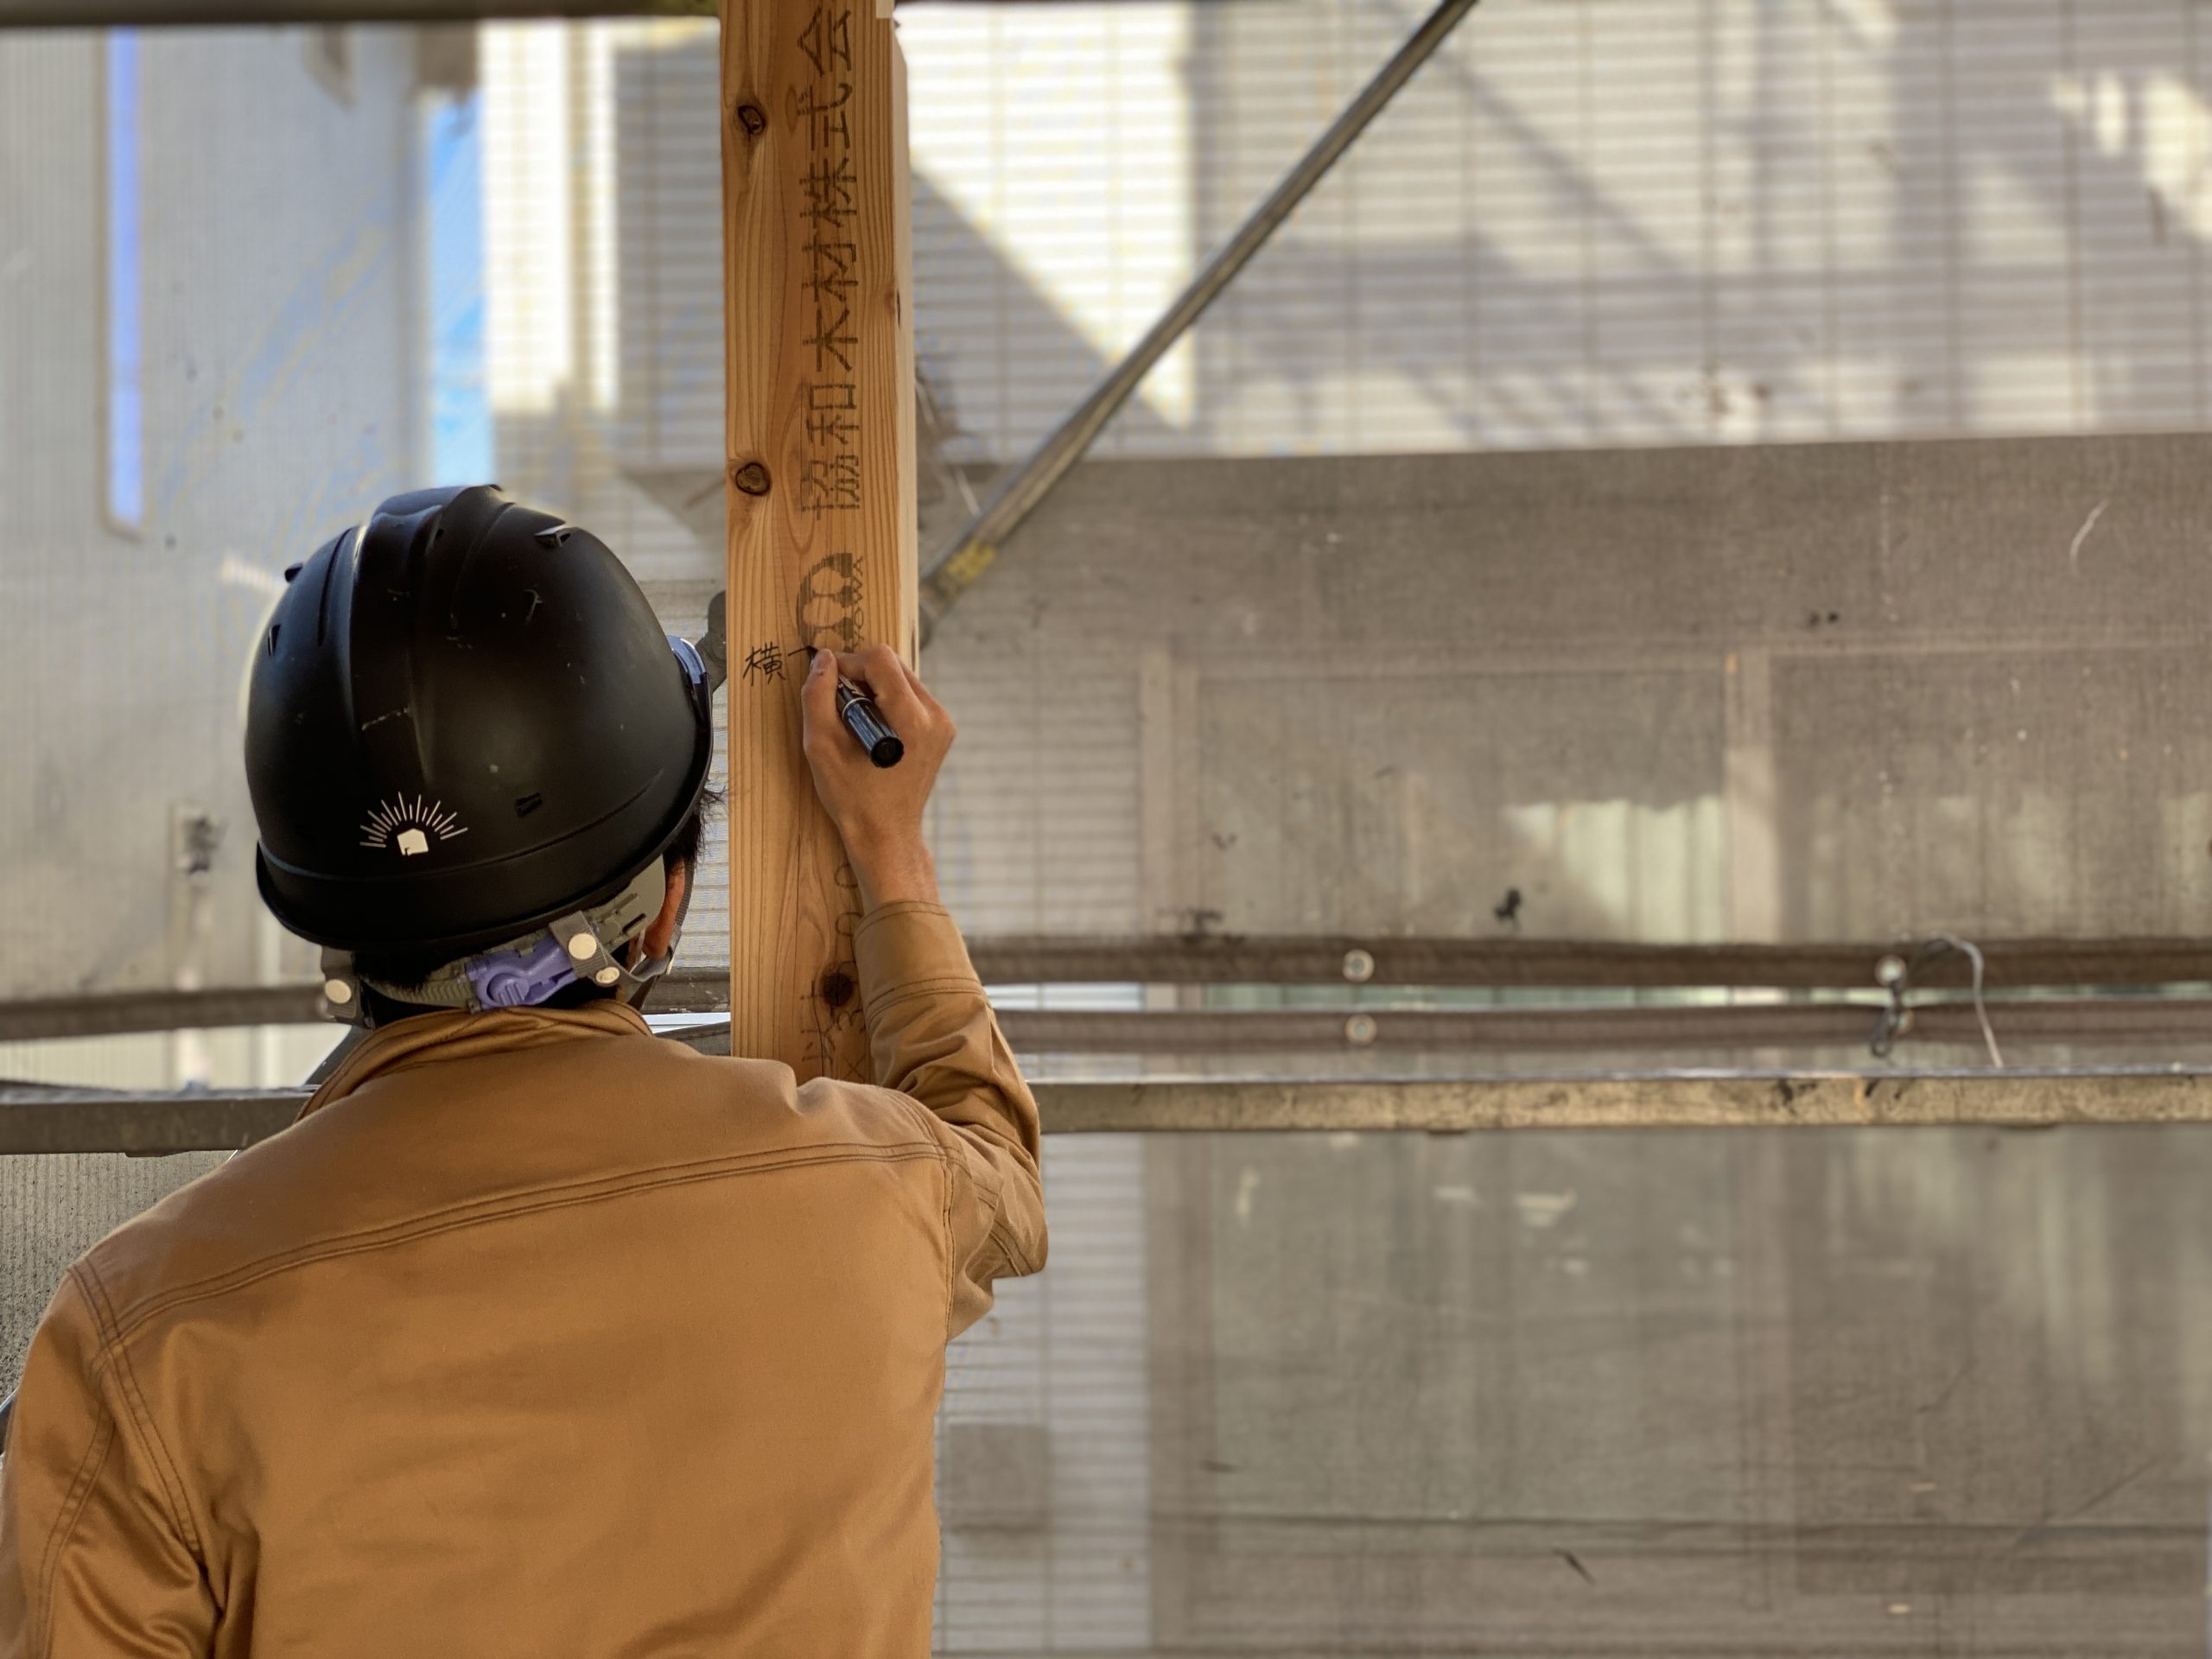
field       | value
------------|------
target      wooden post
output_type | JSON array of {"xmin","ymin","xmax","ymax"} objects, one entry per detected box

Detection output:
[{"xmin": 720, "ymin": 0, "xmax": 916, "ymax": 1082}]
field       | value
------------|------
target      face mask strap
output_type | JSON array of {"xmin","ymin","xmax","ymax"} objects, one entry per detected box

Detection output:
[{"xmin": 621, "ymin": 855, "xmax": 698, "ymax": 1011}]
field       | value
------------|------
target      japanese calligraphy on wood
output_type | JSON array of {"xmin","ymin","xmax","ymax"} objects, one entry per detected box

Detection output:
[{"xmin": 721, "ymin": 0, "xmax": 916, "ymax": 1082}]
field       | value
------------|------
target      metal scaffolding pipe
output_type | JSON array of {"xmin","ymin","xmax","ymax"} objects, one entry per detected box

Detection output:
[
  {"xmin": 4, "ymin": 938, "xmax": 2209, "ymax": 1042},
  {"xmin": 0, "ymin": 0, "xmax": 709, "ymax": 22},
  {"xmin": 653, "ymin": 998, "xmax": 2212, "ymax": 1058},
  {"xmin": 0, "ymin": 0, "xmax": 1196, "ymax": 23}
]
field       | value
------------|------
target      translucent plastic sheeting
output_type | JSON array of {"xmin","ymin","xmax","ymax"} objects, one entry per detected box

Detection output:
[
  {"xmin": 0, "ymin": 23, "xmax": 727, "ymax": 1019},
  {"xmin": 0, "ymin": 27, "xmax": 444, "ymax": 1009},
  {"xmin": 961, "ymin": 1125, "xmax": 2212, "ymax": 1654},
  {"xmin": 12, "ymin": 1128, "xmax": 2212, "ymax": 1656},
  {"xmin": 16, "ymin": 4, "xmax": 2212, "ymax": 1019}
]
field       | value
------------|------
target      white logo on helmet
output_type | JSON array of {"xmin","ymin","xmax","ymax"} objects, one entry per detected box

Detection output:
[{"xmin": 360, "ymin": 797, "xmax": 468, "ymax": 856}]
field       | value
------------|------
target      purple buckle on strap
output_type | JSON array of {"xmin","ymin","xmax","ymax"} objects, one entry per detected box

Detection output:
[{"xmin": 465, "ymin": 933, "xmax": 580, "ymax": 1008}]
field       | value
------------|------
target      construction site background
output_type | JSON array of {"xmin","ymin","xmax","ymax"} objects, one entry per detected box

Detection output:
[{"xmin": 10, "ymin": 5, "xmax": 2212, "ymax": 1649}]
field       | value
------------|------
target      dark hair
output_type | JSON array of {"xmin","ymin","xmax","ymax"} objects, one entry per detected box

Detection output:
[
  {"xmin": 354, "ymin": 786, "xmax": 722, "ymax": 1023},
  {"xmin": 664, "ymin": 785, "xmax": 722, "ymax": 870}
]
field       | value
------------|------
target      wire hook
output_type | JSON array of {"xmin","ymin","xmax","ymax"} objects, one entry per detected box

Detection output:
[{"xmin": 1867, "ymin": 935, "xmax": 2005, "ymax": 1068}]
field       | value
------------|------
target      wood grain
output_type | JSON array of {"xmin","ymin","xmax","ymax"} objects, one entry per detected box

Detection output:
[{"xmin": 721, "ymin": 0, "xmax": 915, "ymax": 1081}]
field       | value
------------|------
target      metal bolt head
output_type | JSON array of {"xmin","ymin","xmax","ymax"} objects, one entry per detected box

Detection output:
[
  {"xmin": 567, "ymin": 931, "xmax": 598, "ymax": 962},
  {"xmin": 322, "ymin": 978, "xmax": 354, "ymax": 1007},
  {"xmin": 734, "ymin": 101, "xmax": 767, "ymax": 137},
  {"xmin": 732, "ymin": 461, "xmax": 771, "ymax": 496},
  {"xmin": 1344, "ymin": 1013, "xmax": 1378, "ymax": 1046},
  {"xmin": 1342, "ymin": 947, "xmax": 1376, "ymax": 984}
]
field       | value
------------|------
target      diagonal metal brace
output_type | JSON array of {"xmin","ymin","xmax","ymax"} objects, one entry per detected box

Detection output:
[{"xmin": 918, "ymin": 0, "xmax": 1484, "ymax": 639}]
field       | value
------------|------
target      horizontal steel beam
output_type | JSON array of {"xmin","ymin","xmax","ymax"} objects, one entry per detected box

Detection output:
[
  {"xmin": 968, "ymin": 936, "xmax": 2212, "ymax": 992},
  {"xmin": 0, "ymin": 1, "xmax": 709, "ymax": 22},
  {"xmin": 0, "ymin": 1088, "xmax": 306, "ymax": 1154},
  {"xmin": 0, "ymin": 0, "xmax": 1185, "ymax": 23},
  {"xmin": 669, "ymin": 998, "xmax": 2212, "ymax": 1056},
  {"xmin": 7, "ymin": 939, "xmax": 2207, "ymax": 1042},
  {"xmin": 0, "ymin": 985, "xmax": 323, "ymax": 1039},
  {"xmin": 1041, "ymin": 1071, "xmax": 2212, "ymax": 1132},
  {"xmin": 10, "ymin": 1070, "xmax": 2212, "ymax": 1151},
  {"xmin": 0, "ymin": 971, "xmax": 726, "ymax": 1041},
  {"xmin": 989, "ymin": 999, "xmax": 2212, "ymax": 1054}
]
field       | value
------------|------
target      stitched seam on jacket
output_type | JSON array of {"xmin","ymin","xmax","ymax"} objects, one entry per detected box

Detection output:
[
  {"xmin": 874, "ymin": 1091, "xmax": 1021, "ymax": 1315},
  {"xmin": 864, "ymin": 978, "xmax": 986, "ymax": 1020},
  {"xmin": 74, "ymin": 1262, "xmax": 203, "ymax": 1560},
  {"xmin": 987, "ymin": 1179, "xmax": 1044, "ymax": 1277},
  {"xmin": 105, "ymin": 1144, "xmax": 942, "ymax": 1344},
  {"xmin": 976, "ymin": 1179, "xmax": 1016, "ymax": 1278},
  {"xmin": 940, "ymin": 1147, "xmax": 957, "ymax": 1344},
  {"xmin": 33, "ymin": 1370, "xmax": 113, "ymax": 1659},
  {"xmin": 853, "ymin": 901, "xmax": 950, "ymax": 945},
  {"xmin": 308, "ymin": 1008, "xmax": 653, "ymax": 1110},
  {"xmin": 875, "ymin": 1098, "xmax": 965, "ymax": 1308},
  {"xmin": 107, "ymin": 1140, "xmax": 936, "ymax": 1328},
  {"xmin": 946, "ymin": 1125, "xmax": 1039, "ymax": 1278}
]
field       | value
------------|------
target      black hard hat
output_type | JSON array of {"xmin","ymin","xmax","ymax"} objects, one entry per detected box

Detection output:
[{"xmin": 246, "ymin": 485, "xmax": 713, "ymax": 957}]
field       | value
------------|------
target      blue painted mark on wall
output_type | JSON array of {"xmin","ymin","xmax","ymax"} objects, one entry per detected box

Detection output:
[
  {"xmin": 428, "ymin": 91, "xmax": 492, "ymax": 486},
  {"xmin": 106, "ymin": 30, "xmax": 143, "ymax": 528}
]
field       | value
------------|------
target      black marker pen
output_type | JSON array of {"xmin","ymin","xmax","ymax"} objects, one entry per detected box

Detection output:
[{"xmin": 836, "ymin": 675, "xmax": 905, "ymax": 768}]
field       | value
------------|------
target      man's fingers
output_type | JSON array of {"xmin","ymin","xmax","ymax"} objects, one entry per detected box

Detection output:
[
  {"xmin": 800, "ymin": 645, "xmax": 840, "ymax": 753},
  {"xmin": 843, "ymin": 644, "xmax": 932, "ymax": 734},
  {"xmin": 817, "ymin": 645, "xmax": 949, "ymax": 758},
  {"xmin": 884, "ymin": 652, "xmax": 949, "ymax": 727},
  {"xmin": 871, "ymin": 645, "xmax": 944, "ymax": 719}
]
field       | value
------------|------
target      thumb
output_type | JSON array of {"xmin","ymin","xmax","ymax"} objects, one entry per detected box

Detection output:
[{"xmin": 801, "ymin": 646, "xmax": 837, "ymax": 734}]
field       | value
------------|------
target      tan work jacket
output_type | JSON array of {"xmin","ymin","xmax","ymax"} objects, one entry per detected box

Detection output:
[{"xmin": 0, "ymin": 901, "xmax": 1046, "ymax": 1656}]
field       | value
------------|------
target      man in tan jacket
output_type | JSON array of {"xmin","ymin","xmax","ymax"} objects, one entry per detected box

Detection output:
[{"xmin": 0, "ymin": 486, "xmax": 1046, "ymax": 1656}]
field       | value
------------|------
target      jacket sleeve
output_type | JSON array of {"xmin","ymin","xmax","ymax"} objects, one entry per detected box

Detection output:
[
  {"xmin": 0, "ymin": 1269, "xmax": 215, "ymax": 1658},
  {"xmin": 854, "ymin": 900, "xmax": 1047, "ymax": 1338}
]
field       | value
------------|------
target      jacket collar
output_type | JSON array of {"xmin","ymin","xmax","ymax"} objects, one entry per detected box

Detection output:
[{"xmin": 300, "ymin": 1001, "xmax": 654, "ymax": 1121}]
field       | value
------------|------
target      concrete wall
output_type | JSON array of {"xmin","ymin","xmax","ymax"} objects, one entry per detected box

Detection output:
[{"xmin": 925, "ymin": 435, "xmax": 2212, "ymax": 947}]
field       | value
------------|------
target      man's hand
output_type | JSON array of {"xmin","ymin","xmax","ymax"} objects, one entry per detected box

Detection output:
[{"xmin": 800, "ymin": 644, "xmax": 953, "ymax": 910}]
